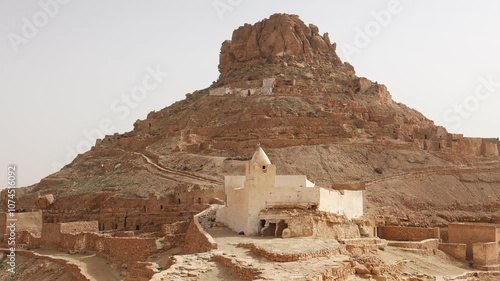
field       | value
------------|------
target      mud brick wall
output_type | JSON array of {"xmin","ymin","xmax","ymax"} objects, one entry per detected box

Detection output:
[
  {"xmin": 212, "ymin": 254, "xmax": 261, "ymax": 280},
  {"xmin": 100, "ymin": 236, "xmax": 158, "ymax": 263},
  {"xmin": 388, "ymin": 239, "xmax": 439, "ymax": 250},
  {"xmin": 163, "ymin": 221, "xmax": 189, "ymax": 248},
  {"xmin": 50, "ymin": 230, "xmax": 157, "ymax": 264},
  {"xmin": 60, "ymin": 221, "xmax": 98, "ymax": 234},
  {"xmin": 473, "ymin": 242, "xmax": 498, "ymax": 266},
  {"xmin": 314, "ymin": 220, "xmax": 360, "ymax": 240},
  {"xmin": 0, "ymin": 211, "xmax": 42, "ymax": 243},
  {"xmin": 184, "ymin": 206, "xmax": 218, "ymax": 254},
  {"xmin": 42, "ymin": 221, "xmax": 99, "ymax": 248},
  {"xmin": 162, "ymin": 221, "xmax": 189, "ymax": 235},
  {"xmin": 41, "ymin": 223, "xmax": 62, "ymax": 246},
  {"xmin": 18, "ymin": 230, "xmax": 41, "ymax": 248},
  {"xmin": 440, "ymin": 228, "xmax": 449, "ymax": 242},
  {"xmin": 377, "ymin": 226, "xmax": 439, "ymax": 241},
  {"xmin": 60, "ymin": 232, "xmax": 100, "ymax": 250},
  {"xmin": 448, "ymin": 223, "xmax": 498, "ymax": 259},
  {"xmin": 438, "ymin": 243, "xmax": 466, "ymax": 261}
]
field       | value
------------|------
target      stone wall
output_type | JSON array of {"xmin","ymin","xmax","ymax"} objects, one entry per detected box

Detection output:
[
  {"xmin": 41, "ymin": 221, "xmax": 158, "ymax": 264},
  {"xmin": 387, "ymin": 239, "xmax": 439, "ymax": 255},
  {"xmin": 259, "ymin": 209, "xmax": 360, "ymax": 240},
  {"xmin": 377, "ymin": 226, "xmax": 440, "ymax": 241},
  {"xmin": 413, "ymin": 127, "xmax": 500, "ymax": 157},
  {"xmin": 438, "ymin": 243, "xmax": 466, "ymax": 261},
  {"xmin": 60, "ymin": 221, "xmax": 98, "ymax": 233},
  {"xmin": 448, "ymin": 223, "xmax": 498, "ymax": 259},
  {"xmin": 342, "ymin": 238, "xmax": 385, "ymax": 256},
  {"xmin": 0, "ymin": 211, "xmax": 42, "ymax": 243},
  {"xmin": 211, "ymin": 254, "xmax": 261, "ymax": 280},
  {"xmin": 162, "ymin": 220, "xmax": 189, "ymax": 248},
  {"xmin": 60, "ymin": 232, "xmax": 100, "ymax": 251},
  {"xmin": 42, "ymin": 221, "xmax": 98, "ymax": 247},
  {"xmin": 314, "ymin": 218, "xmax": 360, "ymax": 240},
  {"xmin": 481, "ymin": 140, "xmax": 499, "ymax": 156},
  {"xmin": 242, "ymin": 242, "xmax": 344, "ymax": 262},
  {"xmin": 184, "ymin": 206, "xmax": 218, "ymax": 254},
  {"xmin": 56, "ymin": 231, "xmax": 158, "ymax": 264},
  {"xmin": 41, "ymin": 223, "xmax": 62, "ymax": 246},
  {"xmin": 18, "ymin": 230, "xmax": 42, "ymax": 248},
  {"xmin": 472, "ymin": 242, "xmax": 498, "ymax": 267},
  {"xmin": 440, "ymin": 228, "xmax": 448, "ymax": 242},
  {"xmin": 100, "ymin": 236, "xmax": 158, "ymax": 263}
]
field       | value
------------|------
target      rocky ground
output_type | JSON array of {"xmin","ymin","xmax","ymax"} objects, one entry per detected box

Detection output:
[{"xmin": 150, "ymin": 226, "xmax": 496, "ymax": 281}]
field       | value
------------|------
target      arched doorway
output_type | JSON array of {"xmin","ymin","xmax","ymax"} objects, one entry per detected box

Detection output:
[
  {"xmin": 276, "ymin": 220, "xmax": 288, "ymax": 237},
  {"xmin": 262, "ymin": 222, "xmax": 276, "ymax": 236}
]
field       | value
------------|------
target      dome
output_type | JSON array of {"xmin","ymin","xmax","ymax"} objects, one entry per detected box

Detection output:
[{"xmin": 250, "ymin": 146, "xmax": 271, "ymax": 166}]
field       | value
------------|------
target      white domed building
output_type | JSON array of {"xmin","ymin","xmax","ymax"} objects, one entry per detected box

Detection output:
[{"xmin": 216, "ymin": 146, "xmax": 364, "ymax": 237}]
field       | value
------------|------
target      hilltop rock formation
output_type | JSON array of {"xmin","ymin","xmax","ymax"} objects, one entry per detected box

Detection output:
[{"xmin": 219, "ymin": 14, "xmax": 340, "ymax": 78}]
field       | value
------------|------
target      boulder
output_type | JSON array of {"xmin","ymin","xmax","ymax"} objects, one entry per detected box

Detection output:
[
  {"xmin": 354, "ymin": 264, "xmax": 371, "ymax": 275},
  {"xmin": 36, "ymin": 194, "xmax": 54, "ymax": 209}
]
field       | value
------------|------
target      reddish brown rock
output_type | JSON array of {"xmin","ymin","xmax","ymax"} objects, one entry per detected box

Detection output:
[
  {"xmin": 354, "ymin": 263, "xmax": 371, "ymax": 275},
  {"xmin": 36, "ymin": 194, "xmax": 54, "ymax": 209},
  {"xmin": 219, "ymin": 13, "xmax": 339, "ymax": 78}
]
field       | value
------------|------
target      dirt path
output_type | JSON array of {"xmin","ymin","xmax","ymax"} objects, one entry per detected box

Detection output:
[
  {"xmin": 365, "ymin": 164, "xmax": 500, "ymax": 187},
  {"xmin": 138, "ymin": 152, "xmax": 222, "ymax": 185}
]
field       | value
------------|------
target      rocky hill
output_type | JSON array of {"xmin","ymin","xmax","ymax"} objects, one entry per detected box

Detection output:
[{"xmin": 7, "ymin": 13, "xmax": 500, "ymax": 227}]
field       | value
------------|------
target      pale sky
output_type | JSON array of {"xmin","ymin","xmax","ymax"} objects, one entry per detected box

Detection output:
[{"xmin": 1, "ymin": 0, "xmax": 500, "ymax": 187}]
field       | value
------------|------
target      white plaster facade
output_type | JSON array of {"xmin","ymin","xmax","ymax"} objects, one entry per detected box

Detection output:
[{"xmin": 216, "ymin": 147, "xmax": 364, "ymax": 236}]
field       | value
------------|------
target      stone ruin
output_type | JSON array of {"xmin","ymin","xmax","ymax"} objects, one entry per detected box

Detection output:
[
  {"xmin": 208, "ymin": 77, "xmax": 275, "ymax": 97},
  {"xmin": 377, "ymin": 223, "xmax": 500, "ymax": 270},
  {"xmin": 413, "ymin": 126, "xmax": 500, "ymax": 157}
]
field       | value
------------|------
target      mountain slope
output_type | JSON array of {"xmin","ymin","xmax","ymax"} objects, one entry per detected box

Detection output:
[{"xmin": 8, "ymin": 13, "xmax": 500, "ymax": 226}]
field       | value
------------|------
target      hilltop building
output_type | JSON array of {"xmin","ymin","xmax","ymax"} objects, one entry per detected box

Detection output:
[{"xmin": 216, "ymin": 146, "xmax": 364, "ymax": 236}]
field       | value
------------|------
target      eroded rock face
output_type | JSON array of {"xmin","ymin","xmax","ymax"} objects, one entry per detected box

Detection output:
[{"xmin": 219, "ymin": 13, "xmax": 340, "ymax": 78}]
